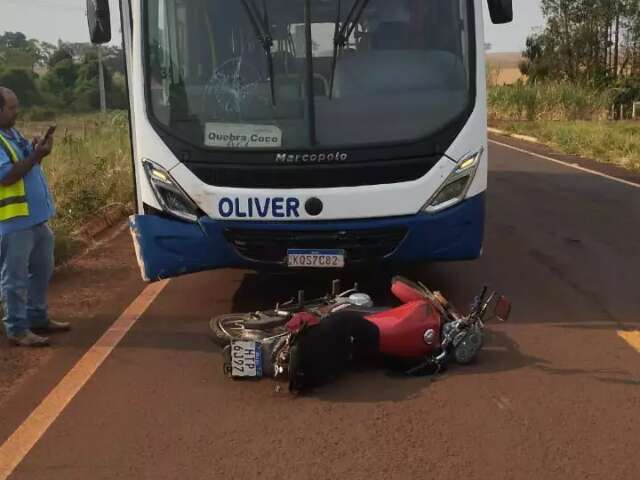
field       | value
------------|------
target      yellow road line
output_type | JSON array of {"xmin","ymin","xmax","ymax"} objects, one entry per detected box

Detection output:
[
  {"xmin": 618, "ymin": 330, "xmax": 640, "ymax": 354},
  {"xmin": 0, "ymin": 280, "xmax": 170, "ymax": 480}
]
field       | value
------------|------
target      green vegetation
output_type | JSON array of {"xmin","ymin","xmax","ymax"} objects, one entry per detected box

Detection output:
[
  {"xmin": 521, "ymin": 1, "xmax": 640, "ymax": 88},
  {"xmin": 0, "ymin": 32, "xmax": 127, "ymax": 115},
  {"xmin": 514, "ymin": 1, "xmax": 640, "ymax": 119},
  {"xmin": 489, "ymin": 1, "xmax": 640, "ymax": 172},
  {"xmin": 488, "ymin": 82, "xmax": 615, "ymax": 121},
  {"xmin": 488, "ymin": 81, "xmax": 640, "ymax": 172},
  {"xmin": 494, "ymin": 120, "xmax": 640, "ymax": 171},
  {"xmin": 1, "ymin": 31, "xmax": 132, "ymax": 262},
  {"xmin": 18, "ymin": 113, "xmax": 134, "ymax": 263}
]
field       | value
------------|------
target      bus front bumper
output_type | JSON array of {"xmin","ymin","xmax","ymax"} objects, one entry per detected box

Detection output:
[{"xmin": 130, "ymin": 193, "xmax": 485, "ymax": 282}]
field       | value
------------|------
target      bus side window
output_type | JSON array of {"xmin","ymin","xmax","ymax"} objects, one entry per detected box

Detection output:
[
  {"xmin": 148, "ymin": 0, "xmax": 189, "ymax": 121},
  {"xmin": 192, "ymin": 1, "xmax": 218, "ymax": 83},
  {"xmin": 175, "ymin": 1, "xmax": 188, "ymax": 81},
  {"xmin": 147, "ymin": 0, "xmax": 171, "ymax": 116}
]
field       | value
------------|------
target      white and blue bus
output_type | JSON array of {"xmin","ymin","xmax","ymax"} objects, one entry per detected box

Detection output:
[{"xmin": 87, "ymin": 0, "xmax": 512, "ymax": 281}]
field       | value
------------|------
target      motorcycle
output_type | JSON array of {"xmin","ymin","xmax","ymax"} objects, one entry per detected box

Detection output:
[{"xmin": 210, "ymin": 277, "xmax": 511, "ymax": 392}]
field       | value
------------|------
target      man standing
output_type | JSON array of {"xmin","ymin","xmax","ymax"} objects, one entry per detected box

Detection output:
[{"xmin": 0, "ymin": 87, "xmax": 70, "ymax": 347}]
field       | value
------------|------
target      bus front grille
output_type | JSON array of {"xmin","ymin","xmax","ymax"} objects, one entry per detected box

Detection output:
[
  {"xmin": 223, "ymin": 227, "xmax": 408, "ymax": 264},
  {"xmin": 188, "ymin": 157, "xmax": 436, "ymax": 189}
]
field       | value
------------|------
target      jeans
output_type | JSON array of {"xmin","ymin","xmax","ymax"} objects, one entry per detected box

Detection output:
[{"xmin": 0, "ymin": 223, "xmax": 54, "ymax": 337}]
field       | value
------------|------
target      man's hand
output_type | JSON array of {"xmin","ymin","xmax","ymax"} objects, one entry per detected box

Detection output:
[
  {"xmin": 0, "ymin": 135, "xmax": 52, "ymax": 186},
  {"xmin": 34, "ymin": 135, "xmax": 54, "ymax": 163}
]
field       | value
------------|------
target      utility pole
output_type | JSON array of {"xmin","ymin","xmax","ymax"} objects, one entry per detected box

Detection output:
[{"xmin": 97, "ymin": 45, "xmax": 107, "ymax": 113}]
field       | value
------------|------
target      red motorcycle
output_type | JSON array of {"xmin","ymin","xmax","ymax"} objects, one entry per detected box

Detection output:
[{"xmin": 211, "ymin": 277, "xmax": 511, "ymax": 392}]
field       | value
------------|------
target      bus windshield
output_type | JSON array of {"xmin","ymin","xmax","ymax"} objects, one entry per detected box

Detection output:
[{"xmin": 145, "ymin": 0, "xmax": 472, "ymax": 150}]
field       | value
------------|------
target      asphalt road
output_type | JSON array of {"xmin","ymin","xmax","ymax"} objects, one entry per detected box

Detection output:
[{"xmin": 2, "ymin": 137, "xmax": 639, "ymax": 479}]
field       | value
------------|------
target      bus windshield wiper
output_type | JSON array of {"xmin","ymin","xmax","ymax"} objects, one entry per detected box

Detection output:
[
  {"xmin": 303, "ymin": 0, "xmax": 317, "ymax": 146},
  {"xmin": 240, "ymin": 0, "xmax": 276, "ymax": 106},
  {"xmin": 329, "ymin": 0, "xmax": 372, "ymax": 99}
]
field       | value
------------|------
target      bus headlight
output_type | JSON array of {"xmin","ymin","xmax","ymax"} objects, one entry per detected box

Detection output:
[
  {"xmin": 142, "ymin": 159, "xmax": 200, "ymax": 222},
  {"xmin": 423, "ymin": 149, "xmax": 483, "ymax": 214}
]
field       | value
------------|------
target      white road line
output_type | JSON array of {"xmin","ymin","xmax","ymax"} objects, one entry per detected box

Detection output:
[
  {"xmin": 489, "ymin": 139, "xmax": 640, "ymax": 190},
  {"xmin": 0, "ymin": 280, "xmax": 170, "ymax": 480}
]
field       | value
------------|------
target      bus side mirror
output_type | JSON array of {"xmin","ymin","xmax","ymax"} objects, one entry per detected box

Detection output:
[
  {"xmin": 487, "ymin": 0, "xmax": 513, "ymax": 24},
  {"xmin": 87, "ymin": 0, "xmax": 112, "ymax": 44}
]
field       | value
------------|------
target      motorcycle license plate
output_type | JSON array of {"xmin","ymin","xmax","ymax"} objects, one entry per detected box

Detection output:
[
  {"xmin": 230, "ymin": 341, "xmax": 263, "ymax": 378},
  {"xmin": 287, "ymin": 249, "xmax": 345, "ymax": 268}
]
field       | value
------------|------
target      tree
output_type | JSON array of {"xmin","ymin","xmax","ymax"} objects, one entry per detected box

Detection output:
[
  {"xmin": 32, "ymin": 40, "xmax": 57, "ymax": 67},
  {"xmin": 0, "ymin": 32, "xmax": 56, "ymax": 71},
  {"xmin": 40, "ymin": 59, "xmax": 79, "ymax": 108},
  {"xmin": 73, "ymin": 54, "xmax": 113, "ymax": 111},
  {"xmin": 0, "ymin": 32, "xmax": 40, "ymax": 71},
  {"xmin": 58, "ymin": 43, "xmax": 125, "ymax": 75},
  {"xmin": 0, "ymin": 48, "xmax": 38, "ymax": 71},
  {"xmin": 0, "ymin": 32, "xmax": 29, "ymax": 49},
  {"xmin": 522, "ymin": 0, "xmax": 640, "ymax": 84},
  {"xmin": 0, "ymin": 69, "xmax": 41, "ymax": 107},
  {"xmin": 101, "ymin": 46, "xmax": 125, "ymax": 76},
  {"xmin": 0, "ymin": 33, "xmax": 126, "ymax": 112},
  {"xmin": 520, "ymin": 33, "xmax": 559, "ymax": 81},
  {"xmin": 39, "ymin": 52, "xmax": 119, "ymax": 112},
  {"xmin": 48, "ymin": 47, "xmax": 73, "ymax": 67}
]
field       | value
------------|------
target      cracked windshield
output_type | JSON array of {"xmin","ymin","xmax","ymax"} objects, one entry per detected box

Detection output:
[{"xmin": 146, "ymin": 0, "xmax": 471, "ymax": 149}]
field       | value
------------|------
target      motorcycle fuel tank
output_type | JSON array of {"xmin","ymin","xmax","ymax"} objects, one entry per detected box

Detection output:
[{"xmin": 366, "ymin": 300, "xmax": 441, "ymax": 358}]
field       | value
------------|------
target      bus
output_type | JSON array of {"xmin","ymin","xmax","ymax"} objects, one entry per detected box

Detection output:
[{"xmin": 87, "ymin": 0, "xmax": 512, "ymax": 281}]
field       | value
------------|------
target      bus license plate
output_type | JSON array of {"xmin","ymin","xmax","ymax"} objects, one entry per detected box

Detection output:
[
  {"xmin": 287, "ymin": 249, "xmax": 345, "ymax": 268},
  {"xmin": 230, "ymin": 341, "xmax": 262, "ymax": 377}
]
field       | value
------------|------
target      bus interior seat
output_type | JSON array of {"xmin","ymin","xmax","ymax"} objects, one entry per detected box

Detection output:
[
  {"xmin": 273, "ymin": 51, "xmax": 297, "ymax": 75},
  {"xmin": 371, "ymin": 22, "xmax": 411, "ymax": 50},
  {"xmin": 332, "ymin": 49, "xmax": 465, "ymax": 98}
]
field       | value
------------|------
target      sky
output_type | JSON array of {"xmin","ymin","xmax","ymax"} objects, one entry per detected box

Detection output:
[{"xmin": 1, "ymin": 0, "xmax": 544, "ymax": 53}]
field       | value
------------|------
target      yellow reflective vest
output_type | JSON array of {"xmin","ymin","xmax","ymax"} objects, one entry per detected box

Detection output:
[{"xmin": 0, "ymin": 133, "xmax": 30, "ymax": 221}]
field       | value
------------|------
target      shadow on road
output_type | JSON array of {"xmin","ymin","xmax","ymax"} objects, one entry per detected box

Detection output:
[{"xmin": 229, "ymin": 269, "xmax": 399, "ymax": 313}]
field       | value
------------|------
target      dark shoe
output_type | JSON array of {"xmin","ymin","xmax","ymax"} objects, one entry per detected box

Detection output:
[
  {"xmin": 32, "ymin": 320, "xmax": 71, "ymax": 334},
  {"xmin": 8, "ymin": 330, "xmax": 50, "ymax": 347}
]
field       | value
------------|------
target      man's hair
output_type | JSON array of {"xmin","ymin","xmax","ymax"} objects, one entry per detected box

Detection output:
[{"xmin": 0, "ymin": 87, "xmax": 12, "ymax": 112}]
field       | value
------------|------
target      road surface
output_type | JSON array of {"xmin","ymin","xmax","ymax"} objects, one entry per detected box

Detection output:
[{"xmin": 1, "ymin": 136, "xmax": 639, "ymax": 479}]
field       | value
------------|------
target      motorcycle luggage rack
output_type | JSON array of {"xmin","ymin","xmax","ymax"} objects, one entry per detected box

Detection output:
[{"xmin": 273, "ymin": 279, "xmax": 360, "ymax": 314}]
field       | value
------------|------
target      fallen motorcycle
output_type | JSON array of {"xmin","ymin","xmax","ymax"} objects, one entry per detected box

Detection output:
[{"xmin": 210, "ymin": 277, "xmax": 511, "ymax": 393}]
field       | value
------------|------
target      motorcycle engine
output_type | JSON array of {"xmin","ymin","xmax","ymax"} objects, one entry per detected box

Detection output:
[{"xmin": 452, "ymin": 324, "xmax": 484, "ymax": 365}]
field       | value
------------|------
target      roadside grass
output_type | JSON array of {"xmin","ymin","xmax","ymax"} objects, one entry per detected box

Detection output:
[
  {"xmin": 488, "ymin": 82, "xmax": 613, "ymax": 121},
  {"xmin": 488, "ymin": 81, "xmax": 640, "ymax": 172},
  {"xmin": 492, "ymin": 120, "xmax": 640, "ymax": 171},
  {"xmin": 18, "ymin": 111, "xmax": 134, "ymax": 264}
]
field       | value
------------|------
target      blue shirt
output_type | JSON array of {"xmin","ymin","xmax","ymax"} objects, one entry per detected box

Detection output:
[{"xmin": 0, "ymin": 128, "xmax": 56, "ymax": 235}]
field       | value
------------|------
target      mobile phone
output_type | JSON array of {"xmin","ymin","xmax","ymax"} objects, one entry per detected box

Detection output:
[{"xmin": 43, "ymin": 124, "xmax": 57, "ymax": 141}]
